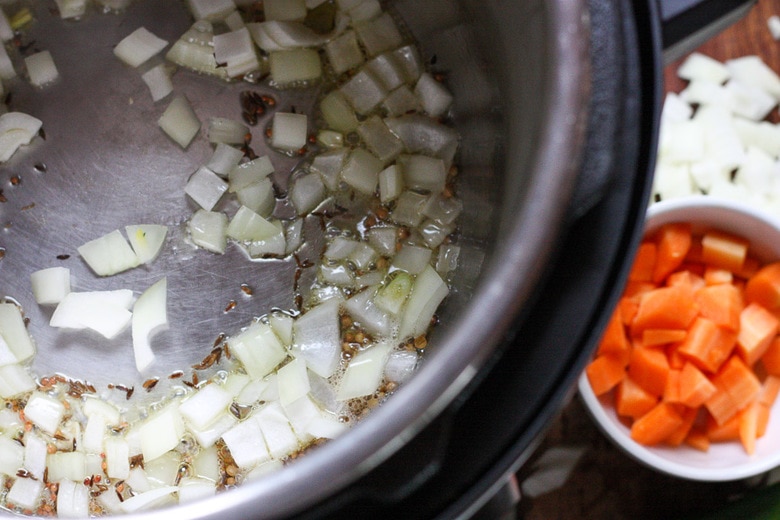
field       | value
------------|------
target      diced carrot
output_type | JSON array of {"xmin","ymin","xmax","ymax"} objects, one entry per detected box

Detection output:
[
  {"xmin": 707, "ymin": 410, "xmax": 741, "ymax": 442},
  {"xmin": 652, "ymin": 223, "xmax": 692, "ymax": 284},
  {"xmin": 705, "ymin": 381, "xmax": 742, "ymax": 426},
  {"xmin": 615, "ymin": 376, "xmax": 659, "ymax": 420},
  {"xmin": 664, "ymin": 369, "xmax": 682, "ymax": 403},
  {"xmin": 666, "ymin": 343, "xmax": 687, "ymax": 370},
  {"xmin": 678, "ymin": 362, "xmax": 717, "ymax": 408},
  {"xmin": 624, "ymin": 281, "xmax": 657, "ymax": 300},
  {"xmin": 629, "ymin": 242, "xmax": 657, "ymax": 282},
  {"xmin": 759, "ymin": 375, "xmax": 780, "ymax": 407},
  {"xmin": 585, "ymin": 354, "xmax": 626, "ymax": 396},
  {"xmin": 701, "ymin": 230, "xmax": 749, "ymax": 273},
  {"xmin": 628, "ymin": 347, "xmax": 670, "ymax": 397},
  {"xmin": 694, "ymin": 284, "xmax": 743, "ymax": 331},
  {"xmin": 630, "ymin": 402, "xmax": 684, "ymax": 446},
  {"xmin": 744, "ymin": 262, "xmax": 780, "ymax": 311},
  {"xmin": 761, "ymin": 337, "xmax": 780, "ymax": 376},
  {"xmin": 736, "ymin": 257, "xmax": 760, "ymax": 280},
  {"xmin": 596, "ymin": 309, "xmax": 630, "ymax": 365},
  {"xmin": 704, "ymin": 267, "xmax": 733, "ymax": 286},
  {"xmin": 737, "ymin": 302, "xmax": 780, "ymax": 366},
  {"xmin": 618, "ymin": 297, "xmax": 640, "ymax": 326},
  {"xmin": 739, "ymin": 401, "xmax": 760, "ymax": 455},
  {"xmin": 631, "ymin": 285, "xmax": 698, "ymax": 336},
  {"xmin": 685, "ymin": 427, "xmax": 710, "ymax": 452},
  {"xmin": 642, "ymin": 328, "xmax": 687, "ymax": 347},
  {"xmin": 686, "ymin": 237, "xmax": 704, "ymax": 264},
  {"xmin": 666, "ymin": 406, "xmax": 698, "ymax": 447},
  {"xmin": 667, "ymin": 270, "xmax": 706, "ymax": 292},
  {"xmin": 714, "ymin": 355, "xmax": 762, "ymax": 412},
  {"xmin": 757, "ymin": 402, "xmax": 771, "ymax": 438},
  {"xmin": 677, "ymin": 317, "xmax": 737, "ymax": 374}
]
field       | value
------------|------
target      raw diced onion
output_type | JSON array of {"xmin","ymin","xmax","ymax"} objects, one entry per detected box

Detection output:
[
  {"xmin": 131, "ymin": 278, "xmax": 168, "ymax": 373},
  {"xmin": 24, "ymin": 50, "xmax": 59, "ymax": 88},
  {"xmin": 77, "ymin": 229, "xmax": 141, "ymax": 276},
  {"xmin": 0, "ymin": 111, "xmax": 43, "ymax": 163},
  {"xmin": 56, "ymin": 478, "xmax": 90, "ymax": 518},
  {"xmin": 141, "ymin": 63, "xmax": 173, "ymax": 102},
  {"xmin": 50, "ymin": 290, "xmax": 134, "ymax": 339},
  {"xmin": 179, "ymin": 383, "xmax": 233, "ymax": 431},
  {"xmin": 30, "ymin": 266, "xmax": 70, "ymax": 305},
  {"xmin": 221, "ymin": 415, "xmax": 271, "ymax": 469},
  {"xmin": 185, "ymin": 166, "xmax": 229, "ymax": 211},
  {"xmin": 139, "ymin": 404, "xmax": 184, "ymax": 462},
  {"xmin": 23, "ymin": 392, "xmax": 66, "ymax": 435},
  {"xmin": 207, "ymin": 143, "xmax": 244, "ymax": 176},
  {"xmin": 6, "ymin": 476, "xmax": 43, "ymax": 511},
  {"xmin": 237, "ymin": 178, "xmax": 275, "ymax": 216},
  {"xmin": 255, "ymin": 402, "xmax": 299, "ymax": 458},
  {"xmin": 188, "ymin": 209, "xmax": 228, "ymax": 254},
  {"xmin": 230, "ymin": 322, "xmax": 288, "ymax": 379},
  {"xmin": 213, "ymin": 27, "xmax": 260, "ymax": 78},
  {"xmin": 0, "ymin": 364, "xmax": 36, "ymax": 398},
  {"xmin": 158, "ymin": 95, "xmax": 201, "ymax": 149},
  {"xmin": 207, "ymin": 117, "xmax": 248, "ymax": 145},
  {"xmin": 114, "ymin": 27, "xmax": 168, "ymax": 68},
  {"xmin": 125, "ymin": 224, "xmax": 168, "ymax": 264},
  {"xmin": 227, "ymin": 206, "xmax": 279, "ymax": 242},
  {"xmin": 277, "ymin": 357, "xmax": 310, "ymax": 405},
  {"xmin": 271, "ymin": 111, "xmax": 308, "ymax": 151},
  {"xmin": 118, "ymin": 486, "xmax": 179, "ymax": 514},
  {"xmin": 291, "ymin": 299, "xmax": 341, "ymax": 378},
  {"xmin": 228, "ymin": 155, "xmax": 275, "ymax": 192},
  {"xmin": 398, "ymin": 265, "xmax": 448, "ymax": 340},
  {"xmin": 290, "ymin": 172, "xmax": 325, "ymax": 215},
  {"xmin": 337, "ymin": 341, "xmax": 392, "ymax": 400},
  {"xmin": 357, "ymin": 115, "xmax": 403, "ymax": 164}
]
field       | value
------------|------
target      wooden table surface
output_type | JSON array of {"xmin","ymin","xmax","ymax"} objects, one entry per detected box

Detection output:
[{"xmin": 518, "ymin": 2, "xmax": 780, "ymax": 519}]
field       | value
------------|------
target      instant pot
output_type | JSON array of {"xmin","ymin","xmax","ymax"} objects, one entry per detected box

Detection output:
[{"xmin": 0, "ymin": 0, "xmax": 756, "ymax": 518}]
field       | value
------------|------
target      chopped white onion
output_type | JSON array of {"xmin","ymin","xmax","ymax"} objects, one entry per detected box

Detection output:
[
  {"xmin": 277, "ymin": 357, "xmax": 310, "ymax": 406},
  {"xmin": 188, "ymin": 209, "xmax": 228, "ymax": 254},
  {"xmin": 119, "ymin": 486, "xmax": 179, "ymax": 514},
  {"xmin": 225, "ymin": 10, "xmax": 245, "ymax": 31},
  {"xmin": 166, "ymin": 21, "xmax": 228, "ymax": 80},
  {"xmin": 0, "ymin": 111, "xmax": 43, "ymax": 163},
  {"xmin": 269, "ymin": 48, "xmax": 322, "ymax": 86},
  {"xmin": 320, "ymin": 90, "xmax": 360, "ymax": 133},
  {"xmin": 254, "ymin": 401, "xmax": 299, "ymax": 458},
  {"xmin": 343, "ymin": 287, "xmax": 392, "ymax": 337},
  {"xmin": 365, "ymin": 53, "xmax": 405, "ymax": 92},
  {"xmin": 291, "ymin": 299, "xmax": 341, "ymax": 378},
  {"xmin": 185, "ymin": 166, "xmax": 229, "ymax": 211},
  {"xmin": 50, "ymin": 290, "xmax": 134, "ymax": 339},
  {"xmin": 290, "ymin": 172, "xmax": 325, "ymax": 215},
  {"xmin": 399, "ymin": 265, "xmax": 448, "ymax": 340},
  {"xmin": 337, "ymin": 341, "xmax": 392, "ymax": 400},
  {"xmin": 178, "ymin": 477, "xmax": 217, "ymax": 503},
  {"xmin": 158, "ymin": 95, "xmax": 201, "ymax": 149},
  {"xmin": 82, "ymin": 397, "xmax": 121, "ymax": 425},
  {"xmin": 0, "ymin": 436, "xmax": 24, "ymax": 476},
  {"xmin": 0, "ymin": 44, "xmax": 15, "ymax": 81},
  {"xmin": 324, "ymin": 236, "xmax": 359, "ymax": 261},
  {"xmin": 24, "ymin": 392, "xmax": 66, "ymax": 436},
  {"xmin": 677, "ymin": 52, "xmax": 730, "ymax": 84},
  {"xmin": 384, "ymin": 349, "xmax": 418, "ymax": 384},
  {"xmin": 139, "ymin": 404, "xmax": 184, "ymax": 462},
  {"xmin": 391, "ymin": 244, "xmax": 432, "ymax": 275},
  {"xmin": 187, "ymin": 412, "xmax": 237, "ymax": 449},
  {"xmin": 271, "ymin": 111, "xmax": 308, "ymax": 151},
  {"xmin": 207, "ymin": 143, "xmax": 244, "ymax": 177},
  {"xmin": 213, "ymin": 27, "xmax": 260, "ymax": 78},
  {"xmin": 384, "ymin": 114, "xmax": 459, "ymax": 164},
  {"xmin": 77, "ymin": 229, "xmax": 140, "ymax": 276},
  {"xmin": 228, "ymin": 155, "xmax": 275, "ymax": 192},
  {"xmin": 207, "ymin": 117, "xmax": 248, "ymax": 145},
  {"xmin": 383, "ymin": 85, "xmax": 421, "ymax": 117},
  {"xmin": 340, "ymin": 69, "xmax": 388, "ymax": 115},
  {"xmin": 114, "ymin": 27, "xmax": 168, "ymax": 68},
  {"xmin": 264, "ymin": 0, "xmax": 306, "ymax": 21},
  {"xmin": 268, "ymin": 312, "xmax": 294, "ymax": 346},
  {"xmin": 56, "ymin": 479, "xmax": 90, "ymax": 519},
  {"xmin": 317, "ymin": 129, "xmax": 345, "ymax": 148},
  {"xmin": 237, "ymin": 178, "xmax": 275, "ymax": 216},
  {"xmin": 53, "ymin": 0, "xmax": 88, "ymax": 20},
  {"xmin": 131, "ymin": 278, "xmax": 168, "ymax": 373},
  {"xmin": 341, "ymin": 148, "xmax": 382, "ymax": 195},
  {"xmin": 179, "ymin": 383, "xmax": 233, "ymax": 431},
  {"xmin": 310, "ymin": 148, "xmax": 349, "ymax": 190},
  {"xmin": 227, "ymin": 206, "xmax": 280, "ymax": 242},
  {"xmin": 0, "ymin": 364, "xmax": 36, "ymax": 398},
  {"xmin": 230, "ymin": 321, "xmax": 288, "ymax": 379},
  {"xmin": 125, "ymin": 224, "xmax": 168, "ymax": 264},
  {"xmin": 374, "ymin": 271, "xmax": 412, "ymax": 315},
  {"xmin": 770, "ymin": 15, "xmax": 780, "ymax": 41},
  {"xmin": 366, "ymin": 226, "xmax": 397, "ymax": 257},
  {"xmin": 726, "ymin": 55, "xmax": 780, "ymax": 100},
  {"xmin": 221, "ymin": 415, "xmax": 271, "ymax": 469},
  {"xmin": 30, "ymin": 266, "xmax": 71, "ymax": 306},
  {"xmin": 6, "ymin": 475, "xmax": 43, "ymax": 511},
  {"xmin": 391, "ymin": 190, "xmax": 429, "ymax": 227},
  {"xmin": 358, "ymin": 115, "xmax": 404, "ymax": 164},
  {"xmin": 141, "ymin": 63, "xmax": 173, "ymax": 102},
  {"xmin": 186, "ymin": 0, "xmax": 236, "ymax": 20},
  {"xmin": 22, "ymin": 432, "xmax": 46, "ymax": 480},
  {"xmin": 105, "ymin": 437, "xmax": 131, "ymax": 480},
  {"xmin": 354, "ymin": 12, "xmax": 403, "ymax": 56},
  {"xmin": 24, "ymin": 50, "xmax": 59, "ymax": 88},
  {"xmin": 397, "ymin": 154, "xmax": 447, "ymax": 193},
  {"xmin": 325, "ymin": 30, "xmax": 365, "ymax": 75}
]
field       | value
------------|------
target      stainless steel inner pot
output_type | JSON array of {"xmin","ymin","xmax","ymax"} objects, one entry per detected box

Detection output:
[{"xmin": 0, "ymin": 0, "xmax": 625, "ymax": 518}]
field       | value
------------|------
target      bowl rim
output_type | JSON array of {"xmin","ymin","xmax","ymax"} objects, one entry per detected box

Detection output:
[{"xmin": 578, "ymin": 195, "xmax": 780, "ymax": 482}]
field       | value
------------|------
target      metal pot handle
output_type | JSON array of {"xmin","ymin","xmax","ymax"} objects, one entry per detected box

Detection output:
[{"xmin": 659, "ymin": 0, "xmax": 756, "ymax": 63}]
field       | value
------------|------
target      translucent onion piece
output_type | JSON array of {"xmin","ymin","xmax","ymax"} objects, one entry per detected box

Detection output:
[
  {"xmin": 132, "ymin": 278, "xmax": 168, "ymax": 373},
  {"xmin": 344, "ymin": 287, "xmax": 393, "ymax": 337},
  {"xmin": 188, "ymin": 209, "xmax": 228, "ymax": 254},
  {"xmin": 186, "ymin": 0, "xmax": 236, "ymax": 21},
  {"xmin": 354, "ymin": 12, "xmax": 404, "ymax": 56},
  {"xmin": 185, "ymin": 166, "xmax": 229, "ymax": 211},
  {"xmin": 357, "ymin": 115, "xmax": 404, "ymax": 164},
  {"xmin": 384, "ymin": 349, "xmax": 418, "ymax": 384},
  {"xmin": 125, "ymin": 224, "xmax": 168, "ymax": 264},
  {"xmin": 325, "ymin": 30, "xmax": 364, "ymax": 75},
  {"xmin": 114, "ymin": 27, "xmax": 168, "ymax": 68},
  {"xmin": 50, "ymin": 290, "xmax": 134, "ymax": 339},
  {"xmin": 25, "ymin": 50, "xmax": 59, "ymax": 87},
  {"xmin": 228, "ymin": 155, "xmax": 275, "ymax": 192},
  {"xmin": 0, "ymin": 364, "xmax": 36, "ymax": 398},
  {"xmin": 0, "ymin": 111, "xmax": 42, "ymax": 162},
  {"xmin": 264, "ymin": 0, "xmax": 306, "ymax": 21},
  {"xmin": 227, "ymin": 206, "xmax": 279, "ymax": 242},
  {"xmin": 141, "ymin": 63, "xmax": 173, "ymax": 102},
  {"xmin": 340, "ymin": 68, "xmax": 388, "ymax": 115},
  {"xmin": 0, "ymin": 303, "xmax": 34, "ymax": 363},
  {"xmin": 341, "ymin": 148, "xmax": 382, "ymax": 195},
  {"xmin": 311, "ymin": 148, "xmax": 349, "ymax": 190},
  {"xmin": 0, "ymin": 43, "xmax": 15, "ymax": 80},
  {"xmin": 213, "ymin": 27, "xmax": 260, "ymax": 78},
  {"xmin": 391, "ymin": 244, "xmax": 432, "ymax": 275},
  {"xmin": 53, "ymin": 0, "xmax": 88, "ymax": 20},
  {"xmin": 230, "ymin": 322, "xmax": 288, "ymax": 379},
  {"xmin": 399, "ymin": 265, "xmax": 449, "ymax": 340},
  {"xmin": 119, "ymin": 486, "xmax": 179, "ymax": 514},
  {"xmin": 139, "ymin": 404, "xmax": 184, "ymax": 462},
  {"xmin": 277, "ymin": 357, "xmax": 310, "ymax": 406},
  {"xmin": 384, "ymin": 114, "xmax": 459, "ymax": 165},
  {"xmin": 414, "ymin": 72, "xmax": 454, "ymax": 118},
  {"xmin": 255, "ymin": 401, "xmax": 299, "ymax": 458},
  {"xmin": 337, "ymin": 341, "xmax": 392, "ymax": 400},
  {"xmin": 290, "ymin": 172, "xmax": 325, "ymax": 215},
  {"xmin": 271, "ymin": 111, "xmax": 308, "ymax": 151},
  {"xmin": 269, "ymin": 48, "xmax": 322, "ymax": 86},
  {"xmin": 379, "ymin": 164, "xmax": 403, "ymax": 203},
  {"xmin": 207, "ymin": 117, "xmax": 248, "ymax": 145},
  {"xmin": 207, "ymin": 143, "xmax": 244, "ymax": 176},
  {"xmin": 320, "ymin": 90, "xmax": 359, "ymax": 133},
  {"xmin": 221, "ymin": 414, "xmax": 272, "ymax": 469},
  {"xmin": 6, "ymin": 476, "xmax": 43, "ymax": 511},
  {"xmin": 291, "ymin": 299, "xmax": 341, "ymax": 378},
  {"xmin": 179, "ymin": 384, "xmax": 233, "ymax": 431},
  {"xmin": 158, "ymin": 95, "xmax": 201, "ymax": 149},
  {"xmin": 237, "ymin": 178, "xmax": 275, "ymax": 217},
  {"xmin": 398, "ymin": 154, "xmax": 446, "ymax": 193},
  {"xmin": 24, "ymin": 392, "xmax": 66, "ymax": 435}
]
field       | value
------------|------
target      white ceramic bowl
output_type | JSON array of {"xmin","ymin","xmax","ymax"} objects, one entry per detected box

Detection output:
[{"xmin": 578, "ymin": 196, "xmax": 780, "ymax": 481}]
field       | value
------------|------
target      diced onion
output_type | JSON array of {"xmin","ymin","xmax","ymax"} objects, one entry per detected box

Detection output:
[
  {"xmin": 340, "ymin": 69, "xmax": 388, "ymax": 115},
  {"xmin": 188, "ymin": 209, "xmax": 228, "ymax": 254},
  {"xmin": 24, "ymin": 392, "xmax": 66, "ymax": 435},
  {"xmin": 114, "ymin": 27, "xmax": 168, "ymax": 68},
  {"xmin": 185, "ymin": 166, "xmax": 229, "ymax": 211},
  {"xmin": 119, "ymin": 486, "xmax": 179, "ymax": 514},
  {"xmin": 53, "ymin": 0, "xmax": 87, "ymax": 20},
  {"xmin": 207, "ymin": 117, "xmax": 248, "ymax": 145},
  {"xmin": 354, "ymin": 12, "xmax": 403, "ymax": 57},
  {"xmin": 0, "ymin": 364, "xmax": 36, "ymax": 398},
  {"xmin": 56, "ymin": 480, "xmax": 90, "ymax": 519},
  {"xmin": 0, "ymin": 8, "xmax": 12, "ymax": 40},
  {"xmin": 0, "ymin": 111, "xmax": 43, "ymax": 163},
  {"xmin": 158, "ymin": 95, "xmax": 201, "ymax": 149},
  {"xmin": 131, "ymin": 278, "xmax": 168, "ymax": 373},
  {"xmin": 357, "ymin": 115, "xmax": 403, "ymax": 164},
  {"xmin": 271, "ymin": 111, "xmax": 308, "ymax": 151},
  {"xmin": 30, "ymin": 266, "xmax": 70, "ymax": 306},
  {"xmin": 269, "ymin": 48, "xmax": 322, "ymax": 86},
  {"xmin": 227, "ymin": 206, "xmax": 280, "ymax": 242},
  {"xmin": 277, "ymin": 357, "xmax": 310, "ymax": 406},
  {"xmin": 228, "ymin": 155, "xmax": 275, "ymax": 192},
  {"xmin": 391, "ymin": 244, "xmax": 432, "ymax": 275},
  {"xmin": 237, "ymin": 178, "xmax": 275, "ymax": 217},
  {"xmin": 291, "ymin": 299, "xmax": 341, "ymax": 378},
  {"xmin": 229, "ymin": 322, "xmax": 288, "ymax": 379},
  {"xmin": 24, "ymin": 50, "xmax": 59, "ymax": 88},
  {"xmin": 139, "ymin": 404, "xmax": 184, "ymax": 462},
  {"xmin": 341, "ymin": 148, "xmax": 382, "ymax": 195},
  {"xmin": 186, "ymin": 0, "xmax": 236, "ymax": 21},
  {"xmin": 50, "ymin": 290, "xmax": 134, "ymax": 339},
  {"xmin": 6, "ymin": 476, "xmax": 43, "ymax": 511},
  {"xmin": 290, "ymin": 172, "xmax": 325, "ymax": 215},
  {"xmin": 125, "ymin": 224, "xmax": 168, "ymax": 264},
  {"xmin": 213, "ymin": 27, "xmax": 260, "ymax": 78},
  {"xmin": 264, "ymin": 0, "xmax": 306, "ymax": 21},
  {"xmin": 179, "ymin": 383, "xmax": 233, "ymax": 431},
  {"xmin": 221, "ymin": 414, "xmax": 271, "ymax": 470},
  {"xmin": 207, "ymin": 143, "xmax": 244, "ymax": 176},
  {"xmin": 399, "ymin": 265, "xmax": 448, "ymax": 340},
  {"xmin": 325, "ymin": 30, "xmax": 364, "ymax": 75},
  {"xmin": 77, "ymin": 229, "xmax": 141, "ymax": 276},
  {"xmin": 320, "ymin": 90, "xmax": 360, "ymax": 133},
  {"xmin": 310, "ymin": 148, "xmax": 349, "ymax": 190},
  {"xmin": 141, "ymin": 63, "xmax": 173, "ymax": 102},
  {"xmin": 337, "ymin": 341, "xmax": 392, "ymax": 400}
]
